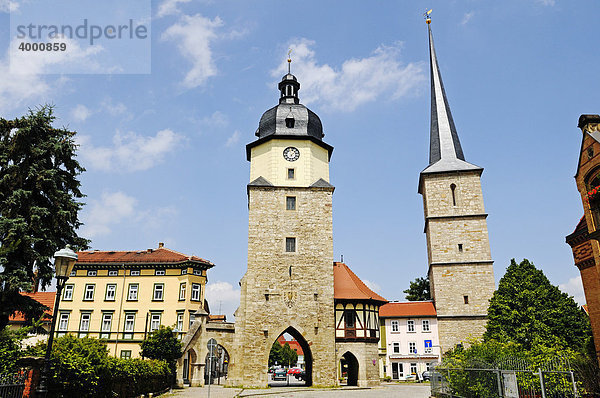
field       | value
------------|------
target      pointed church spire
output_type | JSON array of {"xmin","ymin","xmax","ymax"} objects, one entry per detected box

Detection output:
[{"xmin": 422, "ymin": 18, "xmax": 481, "ymax": 175}]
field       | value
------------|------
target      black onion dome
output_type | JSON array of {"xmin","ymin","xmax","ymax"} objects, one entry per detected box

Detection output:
[{"xmin": 255, "ymin": 74, "xmax": 324, "ymax": 140}]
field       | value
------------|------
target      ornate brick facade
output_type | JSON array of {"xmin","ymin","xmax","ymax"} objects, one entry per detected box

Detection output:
[{"xmin": 566, "ymin": 114, "xmax": 600, "ymax": 360}]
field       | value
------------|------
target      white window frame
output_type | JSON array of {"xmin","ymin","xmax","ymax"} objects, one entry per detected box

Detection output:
[
  {"xmin": 181, "ymin": 269, "xmax": 187, "ymax": 275},
  {"xmin": 410, "ymin": 363, "xmax": 418, "ymax": 375},
  {"xmin": 177, "ymin": 312, "xmax": 184, "ymax": 333},
  {"xmin": 130, "ymin": 270, "xmax": 140, "ymax": 276},
  {"xmin": 84, "ymin": 284, "xmax": 95, "ymax": 301},
  {"xmin": 63, "ymin": 284, "xmax": 74, "ymax": 301},
  {"xmin": 193, "ymin": 269, "xmax": 202, "ymax": 276},
  {"xmin": 128, "ymin": 284, "xmax": 138, "ymax": 301},
  {"xmin": 150, "ymin": 313, "xmax": 161, "ymax": 332},
  {"xmin": 108, "ymin": 270, "xmax": 118, "ymax": 276},
  {"xmin": 101, "ymin": 313, "xmax": 112, "ymax": 339},
  {"xmin": 391, "ymin": 320, "xmax": 399, "ymax": 332},
  {"xmin": 189, "ymin": 313, "xmax": 196, "ymax": 328},
  {"xmin": 422, "ymin": 319, "xmax": 430, "ymax": 332},
  {"xmin": 105, "ymin": 284, "xmax": 117, "ymax": 301},
  {"xmin": 392, "ymin": 342, "xmax": 400, "ymax": 354},
  {"xmin": 123, "ymin": 313, "xmax": 135, "ymax": 339},
  {"xmin": 179, "ymin": 283, "xmax": 186, "ymax": 300},
  {"xmin": 155, "ymin": 269, "xmax": 166, "ymax": 276},
  {"xmin": 191, "ymin": 283, "xmax": 201, "ymax": 301},
  {"xmin": 58, "ymin": 312, "xmax": 69, "ymax": 332},
  {"xmin": 407, "ymin": 320, "xmax": 415, "ymax": 332},
  {"xmin": 153, "ymin": 284, "xmax": 164, "ymax": 301},
  {"xmin": 409, "ymin": 342, "xmax": 417, "ymax": 354},
  {"xmin": 79, "ymin": 312, "xmax": 91, "ymax": 337},
  {"xmin": 87, "ymin": 270, "xmax": 97, "ymax": 276},
  {"xmin": 69, "ymin": 270, "xmax": 76, "ymax": 276}
]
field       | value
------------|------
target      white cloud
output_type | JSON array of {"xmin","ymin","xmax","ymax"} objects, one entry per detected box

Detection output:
[
  {"xmin": 80, "ymin": 191, "xmax": 138, "ymax": 238},
  {"xmin": 162, "ymin": 14, "xmax": 223, "ymax": 88},
  {"xmin": 101, "ymin": 98, "xmax": 129, "ymax": 117},
  {"xmin": 225, "ymin": 130, "xmax": 240, "ymax": 147},
  {"xmin": 363, "ymin": 279, "xmax": 382, "ymax": 294},
  {"xmin": 71, "ymin": 104, "xmax": 92, "ymax": 122},
  {"xmin": 77, "ymin": 129, "xmax": 183, "ymax": 172},
  {"xmin": 80, "ymin": 192, "xmax": 177, "ymax": 238},
  {"xmin": 559, "ymin": 275, "xmax": 586, "ymax": 306},
  {"xmin": 157, "ymin": 0, "xmax": 191, "ymax": 18},
  {"xmin": 461, "ymin": 11, "xmax": 475, "ymax": 25},
  {"xmin": 200, "ymin": 111, "xmax": 228, "ymax": 128},
  {"xmin": 9, "ymin": 36, "xmax": 105, "ymax": 75},
  {"xmin": 0, "ymin": 0, "xmax": 19, "ymax": 12},
  {"xmin": 205, "ymin": 281, "xmax": 240, "ymax": 321},
  {"xmin": 0, "ymin": 36, "xmax": 106, "ymax": 114},
  {"xmin": 271, "ymin": 39, "xmax": 425, "ymax": 112}
]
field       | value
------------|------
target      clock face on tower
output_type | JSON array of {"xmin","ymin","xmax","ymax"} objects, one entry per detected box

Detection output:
[{"xmin": 283, "ymin": 147, "xmax": 300, "ymax": 162}]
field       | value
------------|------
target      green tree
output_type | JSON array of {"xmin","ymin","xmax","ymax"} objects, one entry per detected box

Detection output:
[
  {"xmin": 139, "ymin": 326, "xmax": 182, "ymax": 372},
  {"xmin": 0, "ymin": 327, "xmax": 22, "ymax": 373},
  {"xmin": 403, "ymin": 276, "xmax": 431, "ymax": 301},
  {"xmin": 48, "ymin": 335, "xmax": 110, "ymax": 397},
  {"xmin": 0, "ymin": 106, "xmax": 88, "ymax": 329},
  {"xmin": 281, "ymin": 342, "xmax": 298, "ymax": 367},
  {"xmin": 269, "ymin": 340, "xmax": 283, "ymax": 366},
  {"xmin": 484, "ymin": 259, "xmax": 591, "ymax": 351}
]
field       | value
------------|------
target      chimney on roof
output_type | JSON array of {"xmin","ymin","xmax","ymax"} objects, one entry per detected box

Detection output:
[
  {"xmin": 147, "ymin": 248, "xmax": 153, "ymax": 253},
  {"xmin": 158, "ymin": 242, "xmax": 164, "ymax": 248}
]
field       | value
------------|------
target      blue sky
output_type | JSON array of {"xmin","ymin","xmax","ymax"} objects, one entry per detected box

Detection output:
[{"xmin": 0, "ymin": 0, "xmax": 597, "ymax": 320}]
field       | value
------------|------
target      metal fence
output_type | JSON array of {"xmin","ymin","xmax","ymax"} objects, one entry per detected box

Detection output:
[
  {"xmin": 431, "ymin": 356, "xmax": 579, "ymax": 398},
  {"xmin": 0, "ymin": 372, "xmax": 27, "ymax": 398}
]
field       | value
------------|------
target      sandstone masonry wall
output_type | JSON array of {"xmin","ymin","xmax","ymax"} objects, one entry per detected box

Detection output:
[{"xmin": 228, "ymin": 186, "xmax": 336, "ymax": 387}]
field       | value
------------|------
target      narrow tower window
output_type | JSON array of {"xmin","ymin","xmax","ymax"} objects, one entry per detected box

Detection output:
[
  {"xmin": 287, "ymin": 168, "xmax": 295, "ymax": 179},
  {"xmin": 463, "ymin": 295, "xmax": 469, "ymax": 304},
  {"xmin": 458, "ymin": 243, "xmax": 463, "ymax": 252},
  {"xmin": 286, "ymin": 196, "xmax": 296, "ymax": 210},
  {"xmin": 450, "ymin": 183, "xmax": 457, "ymax": 206},
  {"xmin": 285, "ymin": 237, "xmax": 296, "ymax": 252},
  {"xmin": 285, "ymin": 117, "xmax": 295, "ymax": 128}
]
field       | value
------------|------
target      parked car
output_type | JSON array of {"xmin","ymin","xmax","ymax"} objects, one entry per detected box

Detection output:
[
  {"xmin": 422, "ymin": 370, "xmax": 433, "ymax": 381},
  {"xmin": 273, "ymin": 368, "xmax": 287, "ymax": 380}
]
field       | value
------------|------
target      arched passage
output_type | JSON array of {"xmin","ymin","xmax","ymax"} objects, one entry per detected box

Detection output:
[
  {"xmin": 267, "ymin": 326, "xmax": 313, "ymax": 387},
  {"xmin": 204, "ymin": 344, "xmax": 230, "ymax": 385},
  {"xmin": 340, "ymin": 351, "xmax": 359, "ymax": 386},
  {"xmin": 183, "ymin": 348, "xmax": 197, "ymax": 385}
]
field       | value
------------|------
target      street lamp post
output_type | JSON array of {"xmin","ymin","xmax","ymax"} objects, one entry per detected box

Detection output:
[{"xmin": 36, "ymin": 246, "xmax": 78, "ymax": 398}]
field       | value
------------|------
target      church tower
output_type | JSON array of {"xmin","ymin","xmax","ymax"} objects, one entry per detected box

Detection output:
[
  {"xmin": 419, "ymin": 20, "xmax": 495, "ymax": 352},
  {"xmin": 228, "ymin": 72, "xmax": 337, "ymax": 386}
]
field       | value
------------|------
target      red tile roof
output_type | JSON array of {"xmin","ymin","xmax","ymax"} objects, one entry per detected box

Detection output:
[
  {"xmin": 333, "ymin": 262, "xmax": 387, "ymax": 303},
  {"xmin": 76, "ymin": 247, "xmax": 213, "ymax": 266},
  {"xmin": 9, "ymin": 292, "xmax": 56, "ymax": 323},
  {"xmin": 277, "ymin": 335, "xmax": 304, "ymax": 356},
  {"xmin": 379, "ymin": 301, "xmax": 437, "ymax": 318}
]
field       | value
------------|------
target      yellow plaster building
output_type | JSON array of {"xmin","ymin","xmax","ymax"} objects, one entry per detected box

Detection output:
[{"xmin": 57, "ymin": 243, "xmax": 214, "ymax": 358}]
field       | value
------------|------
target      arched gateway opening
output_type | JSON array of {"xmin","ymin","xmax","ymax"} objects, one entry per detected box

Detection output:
[
  {"xmin": 340, "ymin": 351, "xmax": 359, "ymax": 386},
  {"xmin": 267, "ymin": 327, "xmax": 313, "ymax": 387},
  {"xmin": 204, "ymin": 344, "xmax": 230, "ymax": 385}
]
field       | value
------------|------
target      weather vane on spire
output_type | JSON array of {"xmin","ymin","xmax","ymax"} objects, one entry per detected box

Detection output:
[
  {"xmin": 424, "ymin": 9, "xmax": 432, "ymax": 24},
  {"xmin": 287, "ymin": 48, "xmax": 292, "ymax": 74}
]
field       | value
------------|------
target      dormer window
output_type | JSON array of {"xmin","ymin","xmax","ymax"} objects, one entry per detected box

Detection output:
[{"xmin": 285, "ymin": 117, "xmax": 295, "ymax": 128}]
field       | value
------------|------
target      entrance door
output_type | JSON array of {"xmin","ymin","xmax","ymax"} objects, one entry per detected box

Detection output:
[
  {"xmin": 183, "ymin": 351, "xmax": 190, "ymax": 383},
  {"xmin": 391, "ymin": 362, "xmax": 403, "ymax": 380}
]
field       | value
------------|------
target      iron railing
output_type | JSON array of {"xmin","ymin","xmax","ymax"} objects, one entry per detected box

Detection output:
[
  {"xmin": 0, "ymin": 372, "xmax": 27, "ymax": 398},
  {"xmin": 431, "ymin": 356, "xmax": 579, "ymax": 398}
]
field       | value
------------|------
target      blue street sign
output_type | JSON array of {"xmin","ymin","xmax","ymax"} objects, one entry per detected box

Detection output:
[{"xmin": 425, "ymin": 340, "xmax": 432, "ymax": 348}]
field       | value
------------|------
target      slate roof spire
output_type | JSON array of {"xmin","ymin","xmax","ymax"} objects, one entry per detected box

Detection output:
[{"xmin": 422, "ymin": 20, "xmax": 481, "ymax": 175}]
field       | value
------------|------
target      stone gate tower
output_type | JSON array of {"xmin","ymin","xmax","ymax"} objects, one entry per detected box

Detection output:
[
  {"xmin": 418, "ymin": 21, "xmax": 495, "ymax": 352},
  {"xmin": 228, "ymin": 72, "xmax": 337, "ymax": 386}
]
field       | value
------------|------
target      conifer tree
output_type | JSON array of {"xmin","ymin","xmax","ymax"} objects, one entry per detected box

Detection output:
[
  {"xmin": 0, "ymin": 106, "xmax": 88, "ymax": 330},
  {"xmin": 484, "ymin": 259, "xmax": 591, "ymax": 351},
  {"xmin": 404, "ymin": 276, "xmax": 431, "ymax": 301}
]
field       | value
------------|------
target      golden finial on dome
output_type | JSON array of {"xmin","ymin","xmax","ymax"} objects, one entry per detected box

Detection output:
[{"xmin": 287, "ymin": 48, "xmax": 292, "ymax": 74}]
